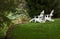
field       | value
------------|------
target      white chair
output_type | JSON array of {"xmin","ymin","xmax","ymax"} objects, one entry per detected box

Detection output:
[
  {"xmin": 44, "ymin": 10, "xmax": 54, "ymax": 22},
  {"xmin": 29, "ymin": 10, "xmax": 45, "ymax": 23}
]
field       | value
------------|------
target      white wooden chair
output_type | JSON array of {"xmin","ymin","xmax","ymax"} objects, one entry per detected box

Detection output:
[
  {"xmin": 29, "ymin": 10, "xmax": 54, "ymax": 23},
  {"xmin": 29, "ymin": 10, "xmax": 45, "ymax": 23},
  {"xmin": 44, "ymin": 10, "xmax": 54, "ymax": 22}
]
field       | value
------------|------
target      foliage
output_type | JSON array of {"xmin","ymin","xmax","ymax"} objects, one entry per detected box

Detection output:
[
  {"xmin": 12, "ymin": 14, "xmax": 30, "ymax": 24},
  {"xmin": 0, "ymin": 23, "xmax": 8, "ymax": 38},
  {"xmin": 0, "ymin": 16, "xmax": 11, "ymax": 38},
  {"xmin": 0, "ymin": 0, "xmax": 18, "ymax": 31},
  {"xmin": 7, "ymin": 7, "xmax": 30, "ymax": 24},
  {"xmin": 26, "ymin": 0, "xmax": 59, "ymax": 18},
  {"xmin": 6, "ymin": 0, "xmax": 30, "ymax": 24}
]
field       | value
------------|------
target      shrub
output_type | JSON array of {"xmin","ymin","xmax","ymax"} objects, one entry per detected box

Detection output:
[
  {"xmin": 12, "ymin": 14, "xmax": 31, "ymax": 24},
  {"xmin": 0, "ymin": 23, "xmax": 9, "ymax": 38}
]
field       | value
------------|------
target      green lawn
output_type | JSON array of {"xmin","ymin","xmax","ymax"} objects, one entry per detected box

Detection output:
[{"xmin": 11, "ymin": 18, "xmax": 60, "ymax": 39}]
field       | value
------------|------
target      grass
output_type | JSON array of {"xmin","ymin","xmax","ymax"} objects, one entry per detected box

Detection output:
[{"xmin": 10, "ymin": 18, "xmax": 60, "ymax": 39}]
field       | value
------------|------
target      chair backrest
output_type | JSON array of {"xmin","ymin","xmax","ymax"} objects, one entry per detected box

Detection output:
[
  {"xmin": 50, "ymin": 9, "xmax": 54, "ymax": 16},
  {"xmin": 38, "ymin": 10, "xmax": 44, "ymax": 17},
  {"xmin": 40, "ymin": 10, "xmax": 44, "ymax": 15}
]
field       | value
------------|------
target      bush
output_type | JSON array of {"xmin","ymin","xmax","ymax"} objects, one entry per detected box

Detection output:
[
  {"xmin": 7, "ymin": 19, "xmax": 60, "ymax": 39},
  {"xmin": 12, "ymin": 14, "xmax": 31, "ymax": 24},
  {"xmin": 0, "ymin": 15, "xmax": 11, "ymax": 39},
  {"xmin": 0, "ymin": 23, "xmax": 9, "ymax": 38}
]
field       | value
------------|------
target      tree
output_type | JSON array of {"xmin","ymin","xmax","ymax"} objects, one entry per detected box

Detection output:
[{"xmin": 26, "ymin": 0, "xmax": 59, "ymax": 18}]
